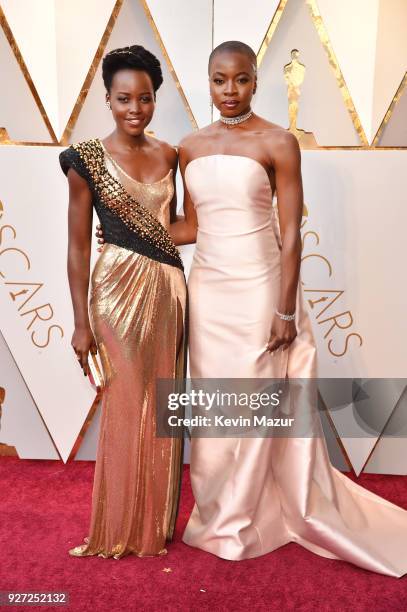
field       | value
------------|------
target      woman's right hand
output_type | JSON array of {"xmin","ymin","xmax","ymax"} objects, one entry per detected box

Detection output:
[
  {"xmin": 95, "ymin": 223, "xmax": 105, "ymax": 252},
  {"xmin": 71, "ymin": 326, "xmax": 97, "ymax": 376}
]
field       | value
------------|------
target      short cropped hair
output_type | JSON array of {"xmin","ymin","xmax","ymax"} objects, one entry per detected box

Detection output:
[{"xmin": 208, "ymin": 41, "xmax": 257, "ymax": 72}]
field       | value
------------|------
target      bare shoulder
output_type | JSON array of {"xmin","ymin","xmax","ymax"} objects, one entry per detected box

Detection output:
[
  {"xmin": 178, "ymin": 130, "xmax": 196, "ymax": 153},
  {"xmin": 149, "ymin": 135, "xmax": 178, "ymax": 165},
  {"xmin": 254, "ymin": 118, "xmax": 298, "ymax": 148},
  {"xmin": 179, "ymin": 124, "xmax": 215, "ymax": 154},
  {"xmin": 270, "ymin": 128, "xmax": 299, "ymax": 152},
  {"xmin": 259, "ymin": 125, "xmax": 300, "ymax": 168}
]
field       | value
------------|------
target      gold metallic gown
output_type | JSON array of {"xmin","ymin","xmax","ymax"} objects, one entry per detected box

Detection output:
[{"xmin": 60, "ymin": 139, "xmax": 186, "ymax": 558}]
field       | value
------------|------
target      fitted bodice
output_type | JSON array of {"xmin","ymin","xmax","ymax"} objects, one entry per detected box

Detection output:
[
  {"xmin": 185, "ymin": 154, "xmax": 275, "ymax": 235},
  {"xmin": 185, "ymin": 154, "xmax": 281, "ymax": 265}
]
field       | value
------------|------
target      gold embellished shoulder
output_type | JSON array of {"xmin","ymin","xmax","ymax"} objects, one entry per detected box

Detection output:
[
  {"xmin": 61, "ymin": 138, "xmax": 107, "ymax": 188},
  {"xmin": 69, "ymin": 139, "xmax": 104, "ymax": 174},
  {"xmin": 71, "ymin": 138, "xmax": 102, "ymax": 158},
  {"xmin": 59, "ymin": 139, "xmax": 99, "ymax": 181},
  {"xmin": 61, "ymin": 138, "xmax": 183, "ymax": 270},
  {"xmin": 59, "ymin": 138, "xmax": 98, "ymax": 173}
]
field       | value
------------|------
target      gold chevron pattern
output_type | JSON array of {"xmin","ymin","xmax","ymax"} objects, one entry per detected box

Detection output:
[{"xmin": 0, "ymin": 0, "xmax": 405, "ymax": 148}]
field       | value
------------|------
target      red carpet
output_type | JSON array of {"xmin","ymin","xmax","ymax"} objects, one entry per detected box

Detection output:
[{"xmin": 1, "ymin": 457, "xmax": 406, "ymax": 611}]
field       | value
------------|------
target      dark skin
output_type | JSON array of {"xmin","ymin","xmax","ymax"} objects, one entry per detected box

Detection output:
[
  {"xmin": 67, "ymin": 68, "xmax": 177, "ymax": 375},
  {"xmin": 98, "ymin": 51, "xmax": 303, "ymax": 354}
]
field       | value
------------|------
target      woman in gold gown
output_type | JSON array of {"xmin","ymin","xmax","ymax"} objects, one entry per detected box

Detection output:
[{"xmin": 59, "ymin": 45, "xmax": 186, "ymax": 558}]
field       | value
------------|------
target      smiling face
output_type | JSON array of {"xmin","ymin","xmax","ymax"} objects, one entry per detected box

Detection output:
[
  {"xmin": 209, "ymin": 51, "xmax": 257, "ymax": 117},
  {"xmin": 106, "ymin": 68, "xmax": 155, "ymax": 136}
]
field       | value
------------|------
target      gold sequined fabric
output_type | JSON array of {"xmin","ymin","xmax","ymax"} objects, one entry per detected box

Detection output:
[
  {"xmin": 65, "ymin": 142, "xmax": 186, "ymax": 559},
  {"xmin": 102, "ymin": 142, "xmax": 172, "ymax": 229}
]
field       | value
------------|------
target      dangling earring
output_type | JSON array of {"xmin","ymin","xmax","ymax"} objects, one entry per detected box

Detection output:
[{"xmin": 106, "ymin": 100, "xmax": 111, "ymax": 110}]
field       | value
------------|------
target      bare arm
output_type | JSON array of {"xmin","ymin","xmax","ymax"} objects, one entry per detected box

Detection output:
[
  {"xmin": 67, "ymin": 168, "xmax": 97, "ymax": 374},
  {"xmin": 168, "ymin": 146, "xmax": 179, "ymax": 224},
  {"xmin": 274, "ymin": 131, "xmax": 303, "ymax": 313},
  {"xmin": 267, "ymin": 131, "xmax": 303, "ymax": 353},
  {"xmin": 168, "ymin": 145, "xmax": 198, "ymax": 245}
]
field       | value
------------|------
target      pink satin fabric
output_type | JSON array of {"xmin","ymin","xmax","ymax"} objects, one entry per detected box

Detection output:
[{"xmin": 182, "ymin": 154, "xmax": 407, "ymax": 577}]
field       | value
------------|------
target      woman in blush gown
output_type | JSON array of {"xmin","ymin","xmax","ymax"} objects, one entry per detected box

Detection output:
[
  {"xmin": 60, "ymin": 46, "xmax": 185, "ymax": 559},
  {"xmin": 170, "ymin": 41, "xmax": 407, "ymax": 577}
]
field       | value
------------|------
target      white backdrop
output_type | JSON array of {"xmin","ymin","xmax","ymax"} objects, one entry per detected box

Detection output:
[{"xmin": 0, "ymin": 0, "xmax": 406, "ymax": 473}]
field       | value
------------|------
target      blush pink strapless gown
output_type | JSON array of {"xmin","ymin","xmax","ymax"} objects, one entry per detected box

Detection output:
[{"xmin": 182, "ymin": 154, "xmax": 407, "ymax": 577}]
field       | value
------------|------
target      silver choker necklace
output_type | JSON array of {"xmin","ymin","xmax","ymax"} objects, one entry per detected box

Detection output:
[{"xmin": 220, "ymin": 109, "xmax": 253, "ymax": 126}]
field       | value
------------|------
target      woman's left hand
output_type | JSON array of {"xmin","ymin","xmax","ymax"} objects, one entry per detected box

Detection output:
[{"xmin": 267, "ymin": 317, "xmax": 297, "ymax": 353}]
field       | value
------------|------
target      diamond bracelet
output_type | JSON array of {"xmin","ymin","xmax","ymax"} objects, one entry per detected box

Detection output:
[{"xmin": 276, "ymin": 310, "xmax": 296, "ymax": 321}]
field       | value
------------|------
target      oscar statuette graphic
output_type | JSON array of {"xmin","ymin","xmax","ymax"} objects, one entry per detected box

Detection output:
[
  {"xmin": 0, "ymin": 128, "xmax": 11, "ymax": 144},
  {"xmin": 284, "ymin": 49, "xmax": 317, "ymax": 148}
]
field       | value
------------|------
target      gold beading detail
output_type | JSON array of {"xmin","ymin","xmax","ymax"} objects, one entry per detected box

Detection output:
[{"xmin": 72, "ymin": 139, "xmax": 182, "ymax": 266}]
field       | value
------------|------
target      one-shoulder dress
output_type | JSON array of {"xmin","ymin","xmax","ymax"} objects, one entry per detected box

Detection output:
[
  {"xmin": 60, "ymin": 138, "xmax": 186, "ymax": 558},
  {"xmin": 182, "ymin": 153, "xmax": 407, "ymax": 577}
]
